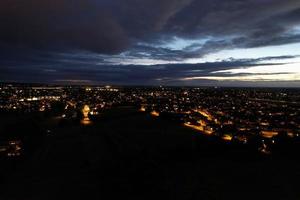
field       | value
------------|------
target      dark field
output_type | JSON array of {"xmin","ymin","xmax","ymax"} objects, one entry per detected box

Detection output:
[{"xmin": 1, "ymin": 107, "xmax": 300, "ymax": 200}]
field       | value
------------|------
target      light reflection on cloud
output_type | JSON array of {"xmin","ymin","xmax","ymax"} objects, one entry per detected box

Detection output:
[
  {"xmin": 181, "ymin": 73, "xmax": 300, "ymax": 82},
  {"xmin": 198, "ymin": 43, "xmax": 300, "ymax": 63},
  {"xmin": 181, "ymin": 62, "xmax": 300, "ymax": 82},
  {"xmin": 212, "ymin": 62, "xmax": 300, "ymax": 75}
]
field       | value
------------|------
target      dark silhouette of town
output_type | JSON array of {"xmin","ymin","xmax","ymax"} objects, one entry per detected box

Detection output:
[{"xmin": 1, "ymin": 83, "xmax": 300, "ymax": 199}]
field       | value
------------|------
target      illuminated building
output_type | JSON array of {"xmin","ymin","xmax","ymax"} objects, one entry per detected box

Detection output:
[
  {"xmin": 81, "ymin": 105, "xmax": 92, "ymax": 125},
  {"xmin": 261, "ymin": 131, "xmax": 278, "ymax": 138},
  {"xmin": 151, "ymin": 111, "xmax": 160, "ymax": 117},
  {"xmin": 222, "ymin": 134, "xmax": 233, "ymax": 141}
]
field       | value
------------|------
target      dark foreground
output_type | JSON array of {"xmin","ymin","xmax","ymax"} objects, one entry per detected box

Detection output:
[{"xmin": 1, "ymin": 107, "xmax": 300, "ymax": 200}]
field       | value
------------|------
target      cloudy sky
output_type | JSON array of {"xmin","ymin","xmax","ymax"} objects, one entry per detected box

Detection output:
[{"xmin": 0, "ymin": 0, "xmax": 300, "ymax": 86}]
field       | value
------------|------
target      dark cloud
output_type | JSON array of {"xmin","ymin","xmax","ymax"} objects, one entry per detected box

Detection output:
[
  {"xmin": 0, "ymin": 53, "xmax": 297, "ymax": 86},
  {"xmin": 0, "ymin": 0, "xmax": 300, "ymax": 85},
  {"xmin": 1, "ymin": 0, "xmax": 300, "ymax": 54},
  {"xmin": 0, "ymin": 0, "xmax": 128, "ymax": 53}
]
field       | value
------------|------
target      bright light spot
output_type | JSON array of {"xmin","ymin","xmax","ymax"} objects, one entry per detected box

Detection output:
[
  {"xmin": 151, "ymin": 111, "xmax": 160, "ymax": 117},
  {"xmin": 81, "ymin": 105, "xmax": 92, "ymax": 125},
  {"xmin": 261, "ymin": 131, "xmax": 278, "ymax": 138},
  {"xmin": 140, "ymin": 107, "xmax": 146, "ymax": 112},
  {"xmin": 222, "ymin": 134, "xmax": 233, "ymax": 141}
]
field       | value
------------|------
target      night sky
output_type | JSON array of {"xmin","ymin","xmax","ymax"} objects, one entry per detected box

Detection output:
[{"xmin": 0, "ymin": 0, "xmax": 300, "ymax": 86}]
